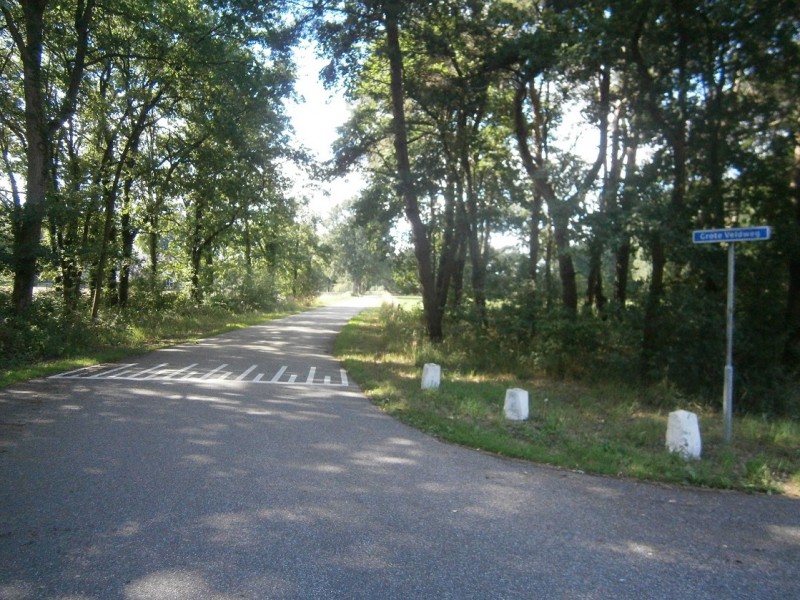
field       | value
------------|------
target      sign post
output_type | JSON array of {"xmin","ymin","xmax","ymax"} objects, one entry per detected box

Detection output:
[{"xmin": 692, "ymin": 226, "xmax": 771, "ymax": 443}]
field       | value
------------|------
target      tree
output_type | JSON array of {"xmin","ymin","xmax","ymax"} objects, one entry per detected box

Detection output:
[
  {"xmin": 316, "ymin": 0, "xmax": 454, "ymax": 339},
  {"xmin": 1, "ymin": 0, "xmax": 96, "ymax": 313}
]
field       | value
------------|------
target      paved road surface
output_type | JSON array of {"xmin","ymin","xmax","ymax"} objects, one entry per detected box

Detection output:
[{"xmin": 1, "ymin": 296, "xmax": 798, "ymax": 599}]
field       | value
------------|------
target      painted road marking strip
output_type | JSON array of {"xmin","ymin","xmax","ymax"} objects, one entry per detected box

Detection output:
[
  {"xmin": 53, "ymin": 365, "xmax": 94, "ymax": 378},
  {"xmin": 201, "ymin": 364, "xmax": 228, "ymax": 380},
  {"xmin": 48, "ymin": 363, "xmax": 352, "ymax": 387},
  {"xmin": 89, "ymin": 364, "xmax": 137, "ymax": 379},
  {"xmin": 131, "ymin": 363, "xmax": 169, "ymax": 379},
  {"xmin": 270, "ymin": 366, "xmax": 287, "ymax": 383},
  {"xmin": 164, "ymin": 363, "xmax": 198, "ymax": 379},
  {"xmin": 143, "ymin": 367, "xmax": 171, "ymax": 380},
  {"xmin": 237, "ymin": 365, "xmax": 258, "ymax": 381},
  {"xmin": 109, "ymin": 370, "xmax": 135, "ymax": 378}
]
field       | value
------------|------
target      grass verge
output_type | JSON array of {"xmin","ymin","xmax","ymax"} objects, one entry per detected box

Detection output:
[{"xmin": 335, "ymin": 302, "xmax": 800, "ymax": 496}]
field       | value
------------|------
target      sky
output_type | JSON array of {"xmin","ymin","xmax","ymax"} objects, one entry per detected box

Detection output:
[{"xmin": 283, "ymin": 42, "xmax": 364, "ymax": 221}]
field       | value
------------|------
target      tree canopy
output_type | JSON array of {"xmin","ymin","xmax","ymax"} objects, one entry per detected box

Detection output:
[{"xmin": 313, "ymin": 0, "xmax": 800, "ymax": 414}]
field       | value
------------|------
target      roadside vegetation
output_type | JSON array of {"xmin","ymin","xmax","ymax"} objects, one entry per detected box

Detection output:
[
  {"xmin": 0, "ymin": 287, "xmax": 330, "ymax": 388},
  {"xmin": 4, "ymin": 286, "xmax": 796, "ymax": 495},
  {"xmin": 335, "ymin": 299, "xmax": 800, "ymax": 496}
]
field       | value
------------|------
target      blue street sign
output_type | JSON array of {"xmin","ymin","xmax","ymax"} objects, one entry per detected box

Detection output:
[{"xmin": 692, "ymin": 226, "xmax": 771, "ymax": 244}]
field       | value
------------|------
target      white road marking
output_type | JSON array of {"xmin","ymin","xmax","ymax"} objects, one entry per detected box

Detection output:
[
  {"xmin": 48, "ymin": 362, "xmax": 351, "ymax": 387},
  {"xmin": 269, "ymin": 366, "xmax": 287, "ymax": 383},
  {"xmin": 201, "ymin": 364, "xmax": 228, "ymax": 380},
  {"xmin": 237, "ymin": 365, "xmax": 258, "ymax": 381},
  {"xmin": 164, "ymin": 363, "xmax": 198, "ymax": 379},
  {"xmin": 131, "ymin": 363, "xmax": 169, "ymax": 379},
  {"xmin": 89, "ymin": 364, "xmax": 136, "ymax": 379},
  {"xmin": 109, "ymin": 370, "xmax": 135, "ymax": 378}
]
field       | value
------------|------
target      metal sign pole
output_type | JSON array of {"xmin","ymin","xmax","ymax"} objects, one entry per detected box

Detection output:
[
  {"xmin": 691, "ymin": 225, "xmax": 771, "ymax": 444},
  {"xmin": 723, "ymin": 243, "xmax": 735, "ymax": 444}
]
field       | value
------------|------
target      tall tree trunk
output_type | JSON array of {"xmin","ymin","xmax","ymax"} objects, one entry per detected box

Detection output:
[
  {"xmin": 515, "ymin": 69, "xmax": 607, "ymax": 316},
  {"xmin": 384, "ymin": 2, "xmax": 443, "ymax": 340},
  {"xmin": 586, "ymin": 76, "xmax": 616, "ymax": 313},
  {"xmin": 119, "ymin": 210, "xmax": 135, "ymax": 307},
  {"xmin": 458, "ymin": 116, "xmax": 487, "ymax": 325},
  {"xmin": 3, "ymin": 0, "xmax": 95, "ymax": 313},
  {"xmin": 106, "ymin": 264, "xmax": 118, "ymax": 307},
  {"xmin": 12, "ymin": 2, "xmax": 48, "ymax": 313},
  {"xmin": 631, "ymin": 5, "xmax": 689, "ymax": 378},
  {"xmin": 614, "ymin": 137, "xmax": 638, "ymax": 306},
  {"xmin": 514, "ymin": 78, "xmax": 544, "ymax": 299},
  {"xmin": 190, "ymin": 199, "xmax": 205, "ymax": 304},
  {"xmin": 91, "ymin": 185, "xmax": 117, "ymax": 318},
  {"xmin": 784, "ymin": 129, "xmax": 800, "ymax": 366},
  {"xmin": 444, "ymin": 159, "xmax": 465, "ymax": 309},
  {"xmin": 544, "ymin": 224, "xmax": 554, "ymax": 310},
  {"xmin": 552, "ymin": 208, "xmax": 578, "ymax": 314},
  {"xmin": 90, "ymin": 89, "xmax": 162, "ymax": 319},
  {"xmin": 514, "ymin": 76, "xmax": 579, "ymax": 314},
  {"xmin": 148, "ymin": 224, "xmax": 159, "ymax": 283}
]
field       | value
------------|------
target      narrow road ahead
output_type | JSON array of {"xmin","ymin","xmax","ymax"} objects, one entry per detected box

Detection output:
[{"xmin": 1, "ymin": 296, "xmax": 798, "ymax": 599}]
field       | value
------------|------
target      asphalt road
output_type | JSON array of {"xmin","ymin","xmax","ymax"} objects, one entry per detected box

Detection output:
[{"xmin": 1, "ymin": 295, "xmax": 798, "ymax": 600}]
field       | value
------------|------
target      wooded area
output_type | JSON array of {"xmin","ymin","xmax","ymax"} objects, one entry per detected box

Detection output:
[{"xmin": 1, "ymin": 1, "xmax": 799, "ymax": 415}]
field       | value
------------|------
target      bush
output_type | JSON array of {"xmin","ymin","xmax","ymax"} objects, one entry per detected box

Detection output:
[{"xmin": 0, "ymin": 290, "xmax": 129, "ymax": 368}]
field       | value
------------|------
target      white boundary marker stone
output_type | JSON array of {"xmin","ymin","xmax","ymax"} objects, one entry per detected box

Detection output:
[
  {"xmin": 666, "ymin": 410, "xmax": 702, "ymax": 460},
  {"xmin": 504, "ymin": 388, "xmax": 529, "ymax": 421},
  {"xmin": 421, "ymin": 363, "xmax": 441, "ymax": 390}
]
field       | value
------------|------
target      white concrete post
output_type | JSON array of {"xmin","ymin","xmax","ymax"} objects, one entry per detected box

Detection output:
[
  {"xmin": 666, "ymin": 410, "xmax": 702, "ymax": 460},
  {"xmin": 421, "ymin": 363, "xmax": 441, "ymax": 390},
  {"xmin": 504, "ymin": 388, "xmax": 529, "ymax": 421}
]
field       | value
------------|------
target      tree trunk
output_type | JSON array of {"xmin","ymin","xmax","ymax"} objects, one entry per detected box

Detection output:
[
  {"xmin": 513, "ymin": 76, "xmax": 583, "ymax": 315},
  {"xmin": 784, "ymin": 130, "xmax": 800, "ymax": 366},
  {"xmin": 190, "ymin": 199, "xmax": 205, "ymax": 304},
  {"xmin": 459, "ymin": 130, "xmax": 487, "ymax": 324},
  {"xmin": 444, "ymin": 162, "xmax": 465, "ymax": 310},
  {"xmin": 3, "ymin": 0, "xmax": 95, "ymax": 313},
  {"xmin": 631, "ymin": 6, "xmax": 689, "ymax": 379},
  {"xmin": 119, "ymin": 210, "xmax": 135, "ymax": 307},
  {"xmin": 553, "ymin": 210, "xmax": 578, "ymax": 314},
  {"xmin": 91, "ymin": 183, "xmax": 115, "ymax": 317},
  {"xmin": 585, "ymin": 243, "xmax": 606, "ymax": 312},
  {"xmin": 384, "ymin": 3, "xmax": 442, "ymax": 340},
  {"xmin": 12, "ymin": 4, "xmax": 48, "ymax": 313},
  {"xmin": 614, "ymin": 138, "xmax": 638, "ymax": 306},
  {"xmin": 106, "ymin": 265, "xmax": 119, "ymax": 307}
]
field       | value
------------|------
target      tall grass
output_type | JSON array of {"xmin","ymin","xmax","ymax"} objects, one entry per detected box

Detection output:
[{"xmin": 335, "ymin": 302, "xmax": 800, "ymax": 495}]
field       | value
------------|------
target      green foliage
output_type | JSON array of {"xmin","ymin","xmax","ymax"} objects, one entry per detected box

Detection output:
[
  {"xmin": 0, "ymin": 291, "xmax": 129, "ymax": 368},
  {"xmin": 370, "ymin": 290, "xmax": 800, "ymax": 418},
  {"xmin": 336, "ymin": 303, "xmax": 800, "ymax": 494}
]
